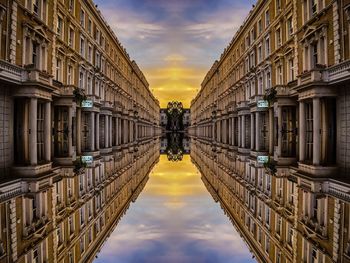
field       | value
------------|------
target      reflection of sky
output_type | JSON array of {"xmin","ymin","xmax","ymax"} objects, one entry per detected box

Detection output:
[
  {"xmin": 95, "ymin": 155, "xmax": 255, "ymax": 263},
  {"xmin": 94, "ymin": 0, "xmax": 256, "ymax": 107}
]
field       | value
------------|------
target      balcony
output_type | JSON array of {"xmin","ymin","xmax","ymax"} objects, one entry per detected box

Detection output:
[
  {"xmin": 327, "ymin": 59, "xmax": 350, "ymax": 84},
  {"xmin": 0, "ymin": 59, "xmax": 23, "ymax": 84},
  {"xmin": 23, "ymin": 67, "xmax": 53, "ymax": 87},
  {"xmin": 300, "ymin": 215, "xmax": 327, "ymax": 239},
  {"xmin": 298, "ymin": 162, "xmax": 338, "ymax": 176},
  {"xmin": 23, "ymin": 215, "xmax": 49, "ymax": 239},
  {"xmin": 297, "ymin": 67, "xmax": 326, "ymax": 87}
]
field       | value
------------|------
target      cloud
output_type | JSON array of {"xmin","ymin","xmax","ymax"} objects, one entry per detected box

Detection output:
[{"xmin": 94, "ymin": 0, "xmax": 256, "ymax": 106}]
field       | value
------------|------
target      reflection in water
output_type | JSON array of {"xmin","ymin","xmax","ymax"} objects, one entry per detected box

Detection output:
[
  {"xmin": 0, "ymin": 139, "xmax": 159, "ymax": 263},
  {"xmin": 2, "ymin": 129, "xmax": 349, "ymax": 263},
  {"xmin": 95, "ymin": 155, "xmax": 254, "ymax": 263},
  {"xmin": 190, "ymin": 138, "xmax": 350, "ymax": 263}
]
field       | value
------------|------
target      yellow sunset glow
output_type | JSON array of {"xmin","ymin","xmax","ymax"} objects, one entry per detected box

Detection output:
[
  {"xmin": 146, "ymin": 155, "xmax": 206, "ymax": 197},
  {"xmin": 145, "ymin": 65, "xmax": 206, "ymax": 108}
]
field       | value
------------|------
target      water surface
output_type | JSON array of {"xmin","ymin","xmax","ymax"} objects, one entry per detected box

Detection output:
[{"xmin": 95, "ymin": 155, "xmax": 254, "ymax": 263}]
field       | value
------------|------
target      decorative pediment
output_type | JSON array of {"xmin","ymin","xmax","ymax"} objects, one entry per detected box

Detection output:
[{"xmin": 301, "ymin": 23, "xmax": 328, "ymax": 43}]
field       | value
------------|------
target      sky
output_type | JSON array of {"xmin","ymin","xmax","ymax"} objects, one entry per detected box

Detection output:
[
  {"xmin": 94, "ymin": 0, "xmax": 257, "ymax": 108},
  {"xmin": 95, "ymin": 155, "xmax": 255, "ymax": 263}
]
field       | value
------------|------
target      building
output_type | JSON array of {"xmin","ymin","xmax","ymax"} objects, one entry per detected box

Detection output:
[
  {"xmin": 0, "ymin": 0, "xmax": 161, "ymax": 177},
  {"xmin": 0, "ymin": 0, "xmax": 161, "ymax": 261},
  {"xmin": 191, "ymin": 139, "xmax": 350, "ymax": 263},
  {"xmin": 190, "ymin": 0, "xmax": 350, "ymax": 262},
  {"xmin": 160, "ymin": 109, "xmax": 168, "ymax": 127},
  {"xmin": 0, "ymin": 138, "xmax": 160, "ymax": 263},
  {"xmin": 183, "ymin": 109, "xmax": 191, "ymax": 128}
]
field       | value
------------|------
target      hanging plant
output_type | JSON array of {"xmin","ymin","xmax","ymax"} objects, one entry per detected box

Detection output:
[
  {"xmin": 73, "ymin": 88, "xmax": 87, "ymax": 106},
  {"xmin": 263, "ymin": 158, "xmax": 277, "ymax": 176},
  {"xmin": 263, "ymin": 87, "xmax": 277, "ymax": 106},
  {"xmin": 73, "ymin": 158, "xmax": 87, "ymax": 175}
]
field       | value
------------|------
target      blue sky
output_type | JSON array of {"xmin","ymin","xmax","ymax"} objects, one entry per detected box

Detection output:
[{"xmin": 94, "ymin": 0, "xmax": 256, "ymax": 107}]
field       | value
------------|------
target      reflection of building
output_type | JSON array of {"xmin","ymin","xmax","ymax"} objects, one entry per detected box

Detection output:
[
  {"xmin": 160, "ymin": 109, "xmax": 168, "ymax": 127},
  {"xmin": 0, "ymin": 0, "xmax": 161, "ymax": 177},
  {"xmin": 0, "ymin": 139, "xmax": 159, "ymax": 263},
  {"xmin": 183, "ymin": 109, "xmax": 191, "ymax": 128},
  {"xmin": 190, "ymin": 1, "xmax": 350, "ymax": 262},
  {"xmin": 191, "ymin": 139, "xmax": 350, "ymax": 263}
]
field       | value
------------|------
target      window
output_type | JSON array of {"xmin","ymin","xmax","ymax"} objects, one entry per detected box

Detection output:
[
  {"xmin": 68, "ymin": 215, "xmax": 74, "ymax": 235},
  {"xmin": 287, "ymin": 16, "xmax": 293, "ymax": 39},
  {"xmin": 69, "ymin": 0, "xmax": 74, "ymax": 13},
  {"xmin": 88, "ymin": 44, "xmax": 92, "ymax": 63},
  {"xmin": 79, "ymin": 70, "xmax": 84, "ymax": 89},
  {"xmin": 32, "ymin": 247, "xmax": 39, "ymax": 263},
  {"xmin": 55, "ymin": 58, "xmax": 62, "ymax": 82},
  {"xmin": 32, "ymin": 42, "xmax": 39, "ymax": 67},
  {"xmin": 266, "ymin": 71, "xmax": 271, "ymax": 90},
  {"xmin": 311, "ymin": 42, "xmax": 318, "ymax": 68},
  {"xmin": 37, "ymin": 103, "xmax": 45, "ymax": 162},
  {"xmin": 276, "ymin": 27, "xmax": 281, "ymax": 48},
  {"xmin": 258, "ymin": 44, "xmax": 262, "ymax": 63},
  {"xmin": 33, "ymin": 0, "xmax": 39, "ymax": 15},
  {"xmin": 277, "ymin": 65, "xmax": 283, "ymax": 85},
  {"xmin": 265, "ymin": 35, "xmax": 270, "ymax": 56},
  {"xmin": 67, "ymin": 65, "xmax": 73, "ymax": 85},
  {"xmin": 57, "ymin": 16, "xmax": 63, "ymax": 38},
  {"xmin": 305, "ymin": 103, "xmax": 313, "ymax": 160},
  {"xmin": 258, "ymin": 19, "xmax": 263, "ymax": 34},
  {"xmin": 80, "ymin": 36, "xmax": 85, "ymax": 57},
  {"xmin": 288, "ymin": 58, "xmax": 294, "ymax": 81},
  {"xmin": 311, "ymin": 0, "xmax": 317, "ymax": 15},
  {"xmin": 80, "ymin": 237, "xmax": 85, "ymax": 254},
  {"xmin": 80, "ymin": 9, "xmax": 85, "ymax": 27},
  {"xmin": 265, "ymin": 9, "xmax": 270, "ymax": 26},
  {"xmin": 68, "ymin": 27, "xmax": 75, "ymax": 48},
  {"xmin": 88, "ymin": 19, "xmax": 92, "ymax": 34},
  {"xmin": 80, "ymin": 207, "xmax": 85, "ymax": 227},
  {"xmin": 276, "ymin": 0, "xmax": 281, "ymax": 13}
]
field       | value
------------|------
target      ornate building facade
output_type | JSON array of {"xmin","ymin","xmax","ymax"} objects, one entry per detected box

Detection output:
[
  {"xmin": 0, "ymin": 0, "xmax": 161, "ymax": 176},
  {"xmin": 190, "ymin": 0, "xmax": 350, "ymax": 262},
  {"xmin": 0, "ymin": 0, "xmax": 161, "ymax": 262}
]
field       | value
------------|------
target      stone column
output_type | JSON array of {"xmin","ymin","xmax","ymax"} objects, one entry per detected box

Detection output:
[
  {"xmin": 277, "ymin": 106, "xmax": 282, "ymax": 157},
  {"xmin": 29, "ymin": 98, "xmax": 38, "ymax": 165},
  {"xmin": 96, "ymin": 113, "xmax": 100, "ymax": 150},
  {"xmin": 299, "ymin": 101, "xmax": 306, "ymax": 162},
  {"xmin": 251, "ymin": 113, "xmax": 255, "ymax": 150},
  {"xmin": 76, "ymin": 108, "xmax": 81, "ymax": 155},
  {"xmin": 255, "ymin": 112, "xmax": 260, "ymax": 152},
  {"xmin": 238, "ymin": 116, "xmax": 241, "ymax": 147},
  {"xmin": 109, "ymin": 116, "xmax": 113, "ymax": 146},
  {"xmin": 105, "ymin": 115, "xmax": 109, "ymax": 148},
  {"xmin": 242, "ymin": 115, "xmax": 245, "ymax": 148},
  {"xmin": 115, "ymin": 117, "xmax": 118, "ymax": 146},
  {"xmin": 269, "ymin": 108, "xmax": 274, "ymax": 155},
  {"xmin": 313, "ymin": 97, "xmax": 321, "ymax": 165},
  {"xmin": 44, "ymin": 101, "xmax": 51, "ymax": 162},
  {"xmin": 232, "ymin": 117, "xmax": 236, "ymax": 146},
  {"xmin": 228, "ymin": 118, "xmax": 232, "ymax": 145},
  {"xmin": 90, "ymin": 112, "xmax": 95, "ymax": 151},
  {"xmin": 68, "ymin": 106, "xmax": 73, "ymax": 156}
]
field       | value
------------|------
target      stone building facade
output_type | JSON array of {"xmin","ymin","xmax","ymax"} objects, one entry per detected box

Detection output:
[
  {"xmin": 190, "ymin": 0, "xmax": 350, "ymax": 262},
  {"xmin": 0, "ymin": 0, "xmax": 161, "ymax": 176},
  {"xmin": 0, "ymin": 0, "xmax": 161, "ymax": 262}
]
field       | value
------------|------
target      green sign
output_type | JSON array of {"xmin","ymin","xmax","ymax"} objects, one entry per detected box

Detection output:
[
  {"xmin": 257, "ymin": 100, "xmax": 269, "ymax": 108},
  {"xmin": 81, "ymin": 100, "xmax": 93, "ymax": 108}
]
